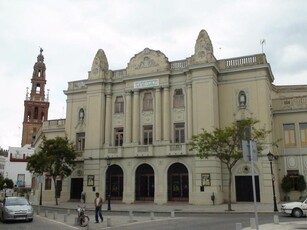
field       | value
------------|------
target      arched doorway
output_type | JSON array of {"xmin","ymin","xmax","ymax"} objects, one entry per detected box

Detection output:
[
  {"xmin": 168, "ymin": 163, "xmax": 189, "ymax": 201},
  {"xmin": 135, "ymin": 164, "xmax": 154, "ymax": 201},
  {"xmin": 106, "ymin": 165, "xmax": 123, "ymax": 201}
]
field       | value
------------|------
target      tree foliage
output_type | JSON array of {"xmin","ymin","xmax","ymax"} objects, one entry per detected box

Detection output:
[
  {"xmin": 27, "ymin": 136, "xmax": 78, "ymax": 205},
  {"xmin": 189, "ymin": 118, "xmax": 270, "ymax": 211}
]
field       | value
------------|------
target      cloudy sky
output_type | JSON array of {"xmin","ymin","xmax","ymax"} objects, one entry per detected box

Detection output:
[{"xmin": 0, "ymin": 0, "xmax": 306, "ymax": 149}]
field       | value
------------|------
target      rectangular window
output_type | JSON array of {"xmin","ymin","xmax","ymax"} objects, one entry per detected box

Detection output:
[
  {"xmin": 115, "ymin": 128, "xmax": 124, "ymax": 146},
  {"xmin": 174, "ymin": 123, "xmax": 185, "ymax": 143},
  {"xmin": 143, "ymin": 125, "xmax": 153, "ymax": 145},
  {"xmin": 173, "ymin": 89, "xmax": 185, "ymax": 108},
  {"xmin": 76, "ymin": 132, "xmax": 85, "ymax": 151},
  {"xmin": 300, "ymin": 123, "xmax": 307, "ymax": 146},
  {"xmin": 284, "ymin": 123, "xmax": 296, "ymax": 147},
  {"xmin": 115, "ymin": 96, "xmax": 124, "ymax": 113},
  {"xmin": 45, "ymin": 176, "xmax": 52, "ymax": 190}
]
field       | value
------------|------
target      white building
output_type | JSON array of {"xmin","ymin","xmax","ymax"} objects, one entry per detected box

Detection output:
[{"xmin": 4, "ymin": 144, "xmax": 35, "ymax": 189}]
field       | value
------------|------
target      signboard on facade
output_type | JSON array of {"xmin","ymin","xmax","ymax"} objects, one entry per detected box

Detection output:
[
  {"xmin": 134, "ymin": 79, "xmax": 159, "ymax": 89},
  {"xmin": 201, "ymin": 173, "xmax": 211, "ymax": 186}
]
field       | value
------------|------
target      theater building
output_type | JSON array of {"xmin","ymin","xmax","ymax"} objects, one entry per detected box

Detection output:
[{"xmin": 31, "ymin": 29, "xmax": 307, "ymax": 205}]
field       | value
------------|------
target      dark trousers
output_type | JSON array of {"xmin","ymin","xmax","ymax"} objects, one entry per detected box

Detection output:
[{"xmin": 95, "ymin": 207, "xmax": 103, "ymax": 223}]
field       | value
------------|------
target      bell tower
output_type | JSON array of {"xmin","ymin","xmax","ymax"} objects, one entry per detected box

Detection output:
[{"xmin": 21, "ymin": 48, "xmax": 50, "ymax": 146}]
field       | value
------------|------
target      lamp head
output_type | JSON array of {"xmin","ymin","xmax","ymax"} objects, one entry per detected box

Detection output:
[
  {"xmin": 267, "ymin": 152, "xmax": 274, "ymax": 162},
  {"xmin": 107, "ymin": 156, "xmax": 111, "ymax": 166}
]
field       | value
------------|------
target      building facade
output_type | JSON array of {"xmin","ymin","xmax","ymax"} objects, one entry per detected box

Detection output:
[{"xmin": 31, "ymin": 29, "xmax": 307, "ymax": 205}]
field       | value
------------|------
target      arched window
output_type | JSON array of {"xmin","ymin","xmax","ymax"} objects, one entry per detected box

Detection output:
[
  {"xmin": 115, "ymin": 96, "xmax": 124, "ymax": 113},
  {"xmin": 36, "ymin": 83, "xmax": 41, "ymax": 93},
  {"xmin": 173, "ymin": 89, "xmax": 184, "ymax": 108},
  {"xmin": 143, "ymin": 92, "xmax": 153, "ymax": 111}
]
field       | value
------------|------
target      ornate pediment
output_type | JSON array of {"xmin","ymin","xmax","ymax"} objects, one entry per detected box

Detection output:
[
  {"xmin": 89, "ymin": 49, "xmax": 109, "ymax": 80},
  {"xmin": 190, "ymin": 29, "xmax": 216, "ymax": 64},
  {"xmin": 127, "ymin": 48, "xmax": 170, "ymax": 76}
]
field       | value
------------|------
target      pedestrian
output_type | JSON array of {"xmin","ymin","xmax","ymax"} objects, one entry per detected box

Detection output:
[
  {"xmin": 81, "ymin": 191, "xmax": 86, "ymax": 203},
  {"xmin": 94, "ymin": 192, "xmax": 104, "ymax": 223}
]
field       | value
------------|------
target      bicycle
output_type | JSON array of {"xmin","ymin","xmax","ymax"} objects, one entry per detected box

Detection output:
[{"xmin": 76, "ymin": 205, "xmax": 90, "ymax": 227}]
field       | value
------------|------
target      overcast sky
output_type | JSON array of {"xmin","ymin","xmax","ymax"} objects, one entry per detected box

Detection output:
[{"xmin": 0, "ymin": 0, "xmax": 306, "ymax": 149}]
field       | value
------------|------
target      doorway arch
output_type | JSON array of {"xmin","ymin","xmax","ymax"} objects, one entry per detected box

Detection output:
[
  {"xmin": 106, "ymin": 165, "xmax": 123, "ymax": 201},
  {"xmin": 135, "ymin": 164, "xmax": 154, "ymax": 201},
  {"xmin": 168, "ymin": 163, "xmax": 189, "ymax": 201}
]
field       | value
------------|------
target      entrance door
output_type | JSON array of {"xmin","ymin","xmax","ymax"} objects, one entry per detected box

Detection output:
[
  {"xmin": 235, "ymin": 176, "xmax": 260, "ymax": 202},
  {"xmin": 106, "ymin": 165, "xmax": 124, "ymax": 201},
  {"xmin": 168, "ymin": 163, "xmax": 189, "ymax": 201},
  {"xmin": 135, "ymin": 164, "xmax": 154, "ymax": 201},
  {"xmin": 70, "ymin": 178, "xmax": 83, "ymax": 200}
]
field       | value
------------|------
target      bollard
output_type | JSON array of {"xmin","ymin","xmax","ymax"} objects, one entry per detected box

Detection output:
[
  {"xmin": 64, "ymin": 214, "xmax": 67, "ymax": 222},
  {"xmin": 107, "ymin": 217, "xmax": 111, "ymax": 227},
  {"xmin": 67, "ymin": 209, "xmax": 70, "ymax": 216},
  {"xmin": 250, "ymin": 218, "xmax": 256, "ymax": 229},
  {"xmin": 235, "ymin": 223, "xmax": 242, "ymax": 230},
  {"xmin": 74, "ymin": 217, "xmax": 79, "ymax": 226},
  {"xmin": 87, "ymin": 221, "xmax": 91, "ymax": 230},
  {"xmin": 171, "ymin": 210, "xmax": 175, "ymax": 218},
  {"xmin": 53, "ymin": 211, "xmax": 57, "ymax": 220},
  {"xmin": 273, "ymin": 215, "xmax": 279, "ymax": 224},
  {"xmin": 129, "ymin": 211, "xmax": 134, "ymax": 223},
  {"xmin": 45, "ymin": 210, "xmax": 48, "ymax": 217},
  {"xmin": 150, "ymin": 211, "xmax": 155, "ymax": 220}
]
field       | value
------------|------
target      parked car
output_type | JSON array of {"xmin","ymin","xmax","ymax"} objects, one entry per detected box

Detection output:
[
  {"xmin": 280, "ymin": 196, "xmax": 307, "ymax": 217},
  {"xmin": 0, "ymin": 196, "xmax": 33, "ymax": 222}
]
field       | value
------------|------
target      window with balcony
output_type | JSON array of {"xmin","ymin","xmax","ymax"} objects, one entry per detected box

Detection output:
[
  {"xmin": 284, "ymin": 123, "xmax": 296, "ymax": 147},
  {"xmin": 115, "ymin": 128, "xmax": 124, "ymax": 146},
  {"xmin": 174, "ymin": 123, "xmax": 185, "ymax": 143},
  {"xmin": 143, "ymin": 125, "xmax": 153, "ymax": 145},
  {"xmin": 173, "ymin": 89, "xmax": 184, "ymax": 108},
  {"xmin": 143, "ymin": 92, "xmax": 153, "ymax": 111},
  {"xmin": 115, "ymin": 96, "xmax": 124, "ymax": 113}
]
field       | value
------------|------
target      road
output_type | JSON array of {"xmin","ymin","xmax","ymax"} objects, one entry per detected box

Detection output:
[{"xmin": 0, "ymin": 211, "xmax": 306, "ymax": 230}]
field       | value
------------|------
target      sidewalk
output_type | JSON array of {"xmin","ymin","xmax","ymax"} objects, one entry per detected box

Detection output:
[{"xmin": 32, "ymin": 201, "xmax": 306, "ymax": 230}]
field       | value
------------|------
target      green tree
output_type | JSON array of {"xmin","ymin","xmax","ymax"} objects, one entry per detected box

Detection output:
[
  {"xmin": 189, "ymin": 118, "xmax": 270, "ymax": 211},
  {"xmin": 0, "ymin": 178, "xmax": 14, "ymax": 190},
  {"xmin": 27, "ymin": 136, "xmax": 78, "ymax": 205},
  {"xmin": 281, "ymin": 175, "xmax": 292, "ymax": 201},
  {"xmin": 297, "ymin": 175, "xmax": 306, "ymax": 198}
]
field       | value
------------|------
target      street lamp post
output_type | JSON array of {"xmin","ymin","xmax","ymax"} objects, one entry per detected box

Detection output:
[
  {"xmin": 3, "ymin": 182, "xmax": 7, "ymax": 197},
  {"xmin": 267, "ymin": 152, "xmax": 278, "ymax": 212},
  {"xmin": 106, "ymin": 156, "xmax": 111, "ymax": 211}
]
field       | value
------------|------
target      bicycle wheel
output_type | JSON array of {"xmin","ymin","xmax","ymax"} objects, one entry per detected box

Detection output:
[{"xmin": 80, "ymin": 215, "xmax": 90, "ymax": 227}]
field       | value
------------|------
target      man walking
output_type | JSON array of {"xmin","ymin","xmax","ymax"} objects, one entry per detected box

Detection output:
[{"xmin": 94, "ymin": 192, "xmax": 104, "ymax": 223}]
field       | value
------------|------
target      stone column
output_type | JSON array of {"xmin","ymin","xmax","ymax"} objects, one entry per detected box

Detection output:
[
  {"xmin": 187, "ymin": 84, "xmax": 193, "ymax": 140},
  {"xmin": 104, "ymin": 93, "xmax": 112, "ymax": 146},
  {"xmin": 132, "ymin": 90, "xmax": 140, "ymax": 144},
  {"xmin": 163, "ymin": 87, "xmax": 170, "ymax": 141},
  {"xmin": 125, "ymin": 91, "xmax": 132, "ymax": 144},
  {"xmin": 155, "ymin": 88, "xmax": 162, "ymax": 142}
]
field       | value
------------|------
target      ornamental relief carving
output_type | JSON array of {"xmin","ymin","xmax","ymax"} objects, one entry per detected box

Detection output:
[
  {"xmin": 113, "ymin": 114, "xmax": 124, "ymax": 126},
  {"xmin": 142, "ymin": 111, "xmax": 153, "ymax": 124},
  {"xmin": 173, "ymin": 109, "xmax": 185, "ymax": 122},
  {"xmin": 127, "ymin": 48, "xmax": 170, "ymax": 76},
  {"xmin": 287, "ymin": 156, "xmax": 297, "ymax": 168}
]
